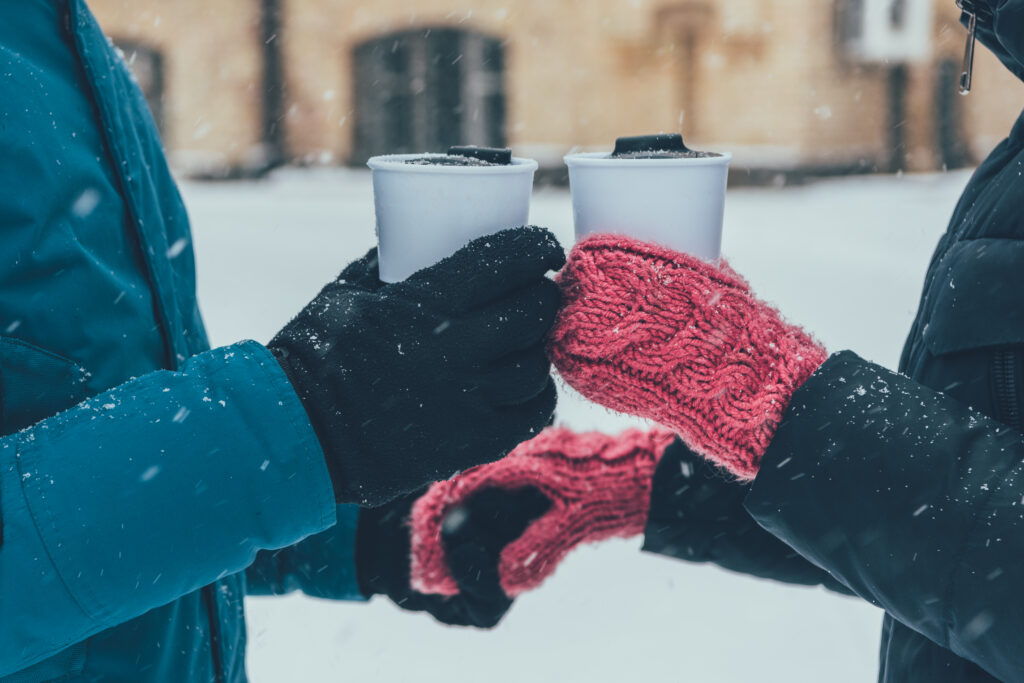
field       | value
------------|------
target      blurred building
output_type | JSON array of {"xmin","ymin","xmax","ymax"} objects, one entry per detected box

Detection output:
[{"xmin": 89, "ymin": 0, "xmax": 1024, "ymax": 180}]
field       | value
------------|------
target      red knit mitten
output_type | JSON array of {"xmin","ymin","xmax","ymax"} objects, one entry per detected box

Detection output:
[
  {"xmin": 410, "ymin": 427, "xmax": 676, "ymax": 597},
  {"xmin": 548, "ymin": 235, "xmax": 827, "ymax": 479}
]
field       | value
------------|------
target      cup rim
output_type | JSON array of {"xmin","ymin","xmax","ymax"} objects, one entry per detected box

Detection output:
[
  {"xmin": 563, "ymin": 151, "xmax": 733, "ymax": 168},
  {"xmin": 367, "ymin": 153, "xmax": 539, "ymax": 174}
]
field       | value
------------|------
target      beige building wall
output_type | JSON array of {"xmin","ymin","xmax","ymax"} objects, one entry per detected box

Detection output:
[
  {"xmin": 87, "ymin": 0, "xmax": 266, "ymax": 173},
  {"xmin": 678, "ymin": 0, "xmax": 890, "ymax": 168},
  {"xmin": 280, "ymin": 0, "xmax": 684, "ymax": 164},
  {"xmin": 85, "ymin": 0, "xmax": 1024, "ymax": 176},
  {"xmin": 283, "ymin": 0, "xmax": 890, "ymax": 166},
  {"xmin": 962, "ymin": 47, "xmax": 1024, "ymax": 159},
  {"xmin": 901, "ymin": 3, "xmax": 1024, "ymax": 170}
]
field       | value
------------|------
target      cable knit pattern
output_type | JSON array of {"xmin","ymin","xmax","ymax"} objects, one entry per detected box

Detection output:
[
  {"xmin": 410, "ymin": 427, "xmax": 676, "ymax": 597},
  {"xmin": 548, "ymin": 234, "xmax": 827, "ymax": 479}
]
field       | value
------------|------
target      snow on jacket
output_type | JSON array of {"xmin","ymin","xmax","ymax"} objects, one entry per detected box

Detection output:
[
  {"xmin": 645, "ymin": 3, "xmax": 1024, "ymax": 681},
  {"xmin": 0, "ymin": 2, "xmax": 362, "ymax": 680}
]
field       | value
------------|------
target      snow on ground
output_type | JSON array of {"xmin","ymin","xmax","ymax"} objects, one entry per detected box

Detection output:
[{"xmin": 181, "ymin": 167, "xmax": 971, "ymax": 682}]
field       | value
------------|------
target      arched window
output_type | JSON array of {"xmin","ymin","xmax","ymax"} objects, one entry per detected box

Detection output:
[
  {"xmin": 352, "ymin": 28, "xmax": 506, "ymax": 163},
  {"xmin": 114, "ymin": 40, "xmax": 166, "ymax": 135}
]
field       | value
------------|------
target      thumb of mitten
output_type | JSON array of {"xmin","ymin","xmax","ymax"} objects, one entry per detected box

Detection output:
[{"xmin": 441, "ymin": 487, "xmax": 552, "ymax": 601}]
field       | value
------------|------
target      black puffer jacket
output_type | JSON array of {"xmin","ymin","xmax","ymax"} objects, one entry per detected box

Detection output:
[{"xmin": 644, "ymin": 3, "xmax": 1024, "ymax": 680}]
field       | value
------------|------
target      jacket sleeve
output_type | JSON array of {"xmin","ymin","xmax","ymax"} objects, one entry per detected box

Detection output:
[
  {"xmin": 245, "ymin": 504, "xmax": 365, "ymax": 601},
  {"xmin": 745, "ymin": 351, "xmax": 1024, "ymax": 682},
  {"xmin": 0, "ymin": 341, "xmax": 337, "ymax": 676},
  {"xmin": 642, "ymin": 440, "xmax": 854, "ymax": 596}
]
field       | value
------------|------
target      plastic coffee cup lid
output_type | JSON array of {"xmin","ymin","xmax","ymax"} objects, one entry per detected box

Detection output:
[
  {"xmin": 370, "ymin": 146, "xmax": 534, "ymax": 173},
  {"xmin": 613, "ymin": 134, "xmax": 691, "ymax": 156},
  {"xmin": 447, "ymin": 146, "xmax": 513, "ymax": 165},
  {"xmin": 392, "ymin": 146, "xmax": 514, "ymax": 168},
  {"xmin": 593, "ymin": 134, "xmax": 723, "ymax": 160}
]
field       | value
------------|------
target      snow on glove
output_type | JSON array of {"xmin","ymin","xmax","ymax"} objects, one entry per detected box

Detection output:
[
  {"xmin": 410, "ymin": 426, "xmax": 676, "ymax": 596},
  {"xmin": 269, "ymin": 227, "xmax": 565, "ymax": 506},
  {"xmin": 548, "ymin": 235, "xmax": 827, "ymax": 479}
]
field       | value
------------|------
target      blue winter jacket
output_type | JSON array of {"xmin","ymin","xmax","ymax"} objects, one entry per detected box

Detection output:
[{"xmin": 0, "ymin": 1, "xmax": 363, "ymax": 681}]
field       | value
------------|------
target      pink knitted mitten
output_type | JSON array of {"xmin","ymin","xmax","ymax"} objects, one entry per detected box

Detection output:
[
  {"xmin": 410, "ymin": 426, "xmax": 676, "ymax": 597},
  {"xmin": 548, "ymin": 235, "xmax": 827, "ymax": 479}
]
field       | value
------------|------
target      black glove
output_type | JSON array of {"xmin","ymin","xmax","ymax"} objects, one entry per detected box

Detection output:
[
  {"xmin": 269, "ymin": 227, "xmax": 565, "ymax": 506},
  {"xmin": 356, "ymin": 486, "xmax": 550, "ymax": 628},
  {"xmin": 642, "ymin": 440, "xmax": 854, "ymax": 594}
]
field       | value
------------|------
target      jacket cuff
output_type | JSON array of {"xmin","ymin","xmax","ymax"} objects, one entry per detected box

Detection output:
[
  {"xmin": 248, "ymin": 341, "xmax": 338, "ymax": 532},
  {"xmin": 13, "ymin": 341, "xmax": 337, "ymax": 622},
  {"xmin": 246, "ymin": 503, "xmax": 365, "ymax": 601}
]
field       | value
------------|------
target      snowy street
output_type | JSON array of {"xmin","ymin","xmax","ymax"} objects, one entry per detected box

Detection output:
[{"xmin": 182, "ymin": 168, "xmax": 971, "ymax": 683}]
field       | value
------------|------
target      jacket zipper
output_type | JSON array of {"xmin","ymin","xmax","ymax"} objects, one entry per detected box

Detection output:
[
  {"xmin": 992, "ymin": 350, "xmax": 1022, "ymax": 431},
  {"xmin": 955, "ymin": 0, "xmax": 995, "ymax": 93},
  {"xmin": 60, "ymin": 3, "xmax": 228, "ymax": 681},
  {"xmin": 64, "ymin": 0, "xmax": 181, "ymax": 371}
]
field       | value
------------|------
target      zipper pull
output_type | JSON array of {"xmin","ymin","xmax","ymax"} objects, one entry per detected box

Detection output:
[{"xmin": 957, "ymin": 1, "xmax": 978, "ymax": 95}]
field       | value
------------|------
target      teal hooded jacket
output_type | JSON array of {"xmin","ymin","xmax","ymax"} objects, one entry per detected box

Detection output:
[{"xmin": 0, "ymin": 1, "xmax": 363, "ymax": 680}]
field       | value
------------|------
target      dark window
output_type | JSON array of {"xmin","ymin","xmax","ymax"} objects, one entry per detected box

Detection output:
[
  {"xmin": 114, "ymin": 40, "xmax": 165, "ymax": 135},
  {"xmin": 838, "ymin": 0, "xmax": 865, "ymax": 43},
  {"xmin": 352, "ymin": 28, "xmax": 506, "ymax": 164},
  {"xmin": 890, "ymin": 0, "xmax": 908, "ymax": 29}
]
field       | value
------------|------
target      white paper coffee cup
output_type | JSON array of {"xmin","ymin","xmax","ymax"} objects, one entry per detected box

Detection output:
[
  {"xmin": 564, "ymin": 150, "xmax": 731, "ymax": 261},
  {"xmin": 368, "ymin": 153, "xmax": 539, "ymax": 283}
]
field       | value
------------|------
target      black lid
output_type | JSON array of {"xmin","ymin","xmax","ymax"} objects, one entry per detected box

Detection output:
[
  {"xmin": 612, "ymin": 134, "xmax": 692, "ymax": 157},
  {"xmin": 448, "ymin": 146, "xmax": 513, "ymax": 165}
]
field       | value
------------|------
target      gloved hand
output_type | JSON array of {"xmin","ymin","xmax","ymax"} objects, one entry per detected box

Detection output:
[
  {"xmin": 356, "ymin": 486, "xmax": 550, "ymax": 628},
  {"xmin": 269, "ymin": 227, "xmax": 565, "ymax": 506},
  {"xmin": 642, "ymin": 438, "xmax": 855, "ymax": 595},
  {"xmin": 548, "ymin": 234, "xmax": 827, "ymax": 479},
  {"xmin": 410, "ymin": 427, "xmax": 676, "ymax": 596}
]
